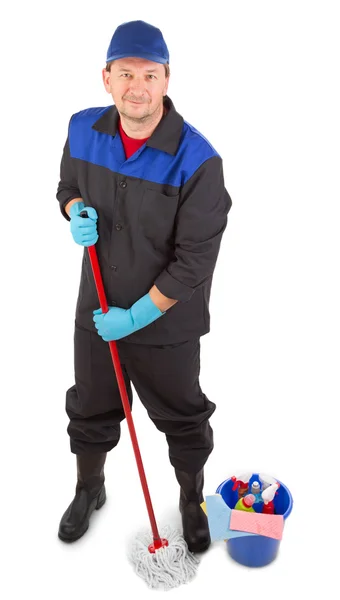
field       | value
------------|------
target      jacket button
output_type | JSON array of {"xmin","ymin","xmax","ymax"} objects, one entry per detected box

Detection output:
[
  {"xmin": 110, "ymin": 265, "xmax": 117, "ymax": 271},
  {"xmin": 115, "ymin": 223, "xmax": 122, "ymax": 231},
  {"xmin": 120, "ymin": 181, "xmax": 127, "ymax": 188}
]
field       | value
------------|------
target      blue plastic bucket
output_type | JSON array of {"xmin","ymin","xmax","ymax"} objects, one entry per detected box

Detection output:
[{"xmin": 216, "ymin": 473, "xmax": 293, "ymax": 567}]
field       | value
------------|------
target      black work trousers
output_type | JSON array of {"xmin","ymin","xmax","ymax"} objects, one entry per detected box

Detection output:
[{"xmin": 65, "ymin": 324, "xmax": 216, "ymax": 473}]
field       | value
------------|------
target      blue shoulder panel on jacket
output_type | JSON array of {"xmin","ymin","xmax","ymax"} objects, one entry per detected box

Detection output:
[{"xmin": 69, "ymin": 106, "xmax": 219, "ymax": 186}]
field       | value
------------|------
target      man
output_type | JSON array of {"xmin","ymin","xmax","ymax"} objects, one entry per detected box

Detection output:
[{"xmin": 56, "ymin": 20, "xmax": 232, "ymax": 553}]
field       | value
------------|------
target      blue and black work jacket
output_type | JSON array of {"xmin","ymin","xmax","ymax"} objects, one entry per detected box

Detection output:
[{"xmin": 56, "ymin": 95, "xmax": 232, "ymax": 344}]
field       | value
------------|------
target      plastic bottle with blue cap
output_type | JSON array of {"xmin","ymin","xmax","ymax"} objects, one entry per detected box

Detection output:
[{"xmin": 250, "ymin": 480, "xmax": 262, "ymax": 503}]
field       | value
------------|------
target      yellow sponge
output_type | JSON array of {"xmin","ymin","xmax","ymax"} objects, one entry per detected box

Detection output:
[{"xmin": 200, "ymin": 501, "xmax": 207, "ymax": 515}]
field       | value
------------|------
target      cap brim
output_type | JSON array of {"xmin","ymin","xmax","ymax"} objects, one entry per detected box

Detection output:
[{"xmin": 106, "ymin": 51, "xmax": 168, "ymax": 64}]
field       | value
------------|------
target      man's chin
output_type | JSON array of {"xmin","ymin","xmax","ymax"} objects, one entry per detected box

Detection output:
[{"xmin": 120, "ymin": 105, "xmax": 150, "ymax": 120}]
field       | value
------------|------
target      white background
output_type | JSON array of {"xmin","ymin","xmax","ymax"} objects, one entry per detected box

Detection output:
[{"xmin": 1, "ymin": 0, "xmax": 339, "ymax": 597}]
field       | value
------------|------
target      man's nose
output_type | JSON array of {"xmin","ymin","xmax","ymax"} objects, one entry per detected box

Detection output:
[{"xmin": 129, "ymin": 77, "xmax": 144, "ymax": 91}]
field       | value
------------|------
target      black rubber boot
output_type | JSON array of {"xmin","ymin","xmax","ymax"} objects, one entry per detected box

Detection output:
[
  {"xmin": 175, "ymin": 468, "xmax": 211, "ymax": 553},
  {"xmin": 58, "ymin": 452, "xmax": 107, "ymax": 542}
]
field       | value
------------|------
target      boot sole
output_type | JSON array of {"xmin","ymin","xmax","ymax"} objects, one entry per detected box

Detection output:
[
  {"xmin": 58, "ymin": 487, "xmax": 106, "ymax": 543},
  {"xmin": 179, "ymin": 502, "xmax": 210, "ymax": 554}
]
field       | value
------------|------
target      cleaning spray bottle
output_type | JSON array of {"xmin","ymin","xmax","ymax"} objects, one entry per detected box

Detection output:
[
  {"xmin": 261, "ymin": 483, "xmax": 280, "ymax": 514},
  {"xmin": 231, "ymin": 472, "xmax": 252, "ymax": 499},
  {"xmin": 259, "ymin": 473, "xmax": 278, "ymax": 492},
  {"xmin": 234, "ymin": 494, "xmax": 256, "ymax": 512}
]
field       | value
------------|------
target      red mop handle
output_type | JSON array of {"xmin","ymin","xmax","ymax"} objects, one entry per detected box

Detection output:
[{"xmin": 80, "ymin": 211, "xmax": 167, "ymax": 551}]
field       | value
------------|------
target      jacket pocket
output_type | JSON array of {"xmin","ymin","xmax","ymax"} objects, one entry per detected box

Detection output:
[{"xmin": 139, "ymin": 189, "xmax": 179, "ymax": 248}]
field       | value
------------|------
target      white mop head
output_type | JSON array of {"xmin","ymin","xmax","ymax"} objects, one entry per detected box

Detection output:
[{"xmin": 127, "ymin": 524, "xmax": 200, "ymax": 590}]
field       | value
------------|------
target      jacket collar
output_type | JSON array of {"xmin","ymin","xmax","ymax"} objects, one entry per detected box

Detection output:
[{"xmin": 91, "ymin": 95, "xmax": 183, "ymax": 156}]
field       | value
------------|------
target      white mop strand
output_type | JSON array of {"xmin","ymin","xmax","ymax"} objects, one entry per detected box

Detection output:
[{"xmin": 128, "ymin": 524, "xmax": 200, "ymax": 590}]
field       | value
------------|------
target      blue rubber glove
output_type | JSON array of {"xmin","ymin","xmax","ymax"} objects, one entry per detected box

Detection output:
[
  {"xmin": 93, "ymin": 293, "xmax": 165, "ymax": 341},
  {"xmin": 70, "ymin": 201, "xmax": 99, "ymax": 246}
]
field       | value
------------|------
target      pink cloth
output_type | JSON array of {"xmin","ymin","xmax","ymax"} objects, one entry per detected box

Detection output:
[{"xmin": 230, "ymin": 510, "xmax": 284, "ymax": 540}]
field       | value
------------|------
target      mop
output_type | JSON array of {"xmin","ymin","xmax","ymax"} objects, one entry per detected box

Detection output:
[{"xmin": 80, "ymin": 210, "xmax": 200, "ymax": 589}]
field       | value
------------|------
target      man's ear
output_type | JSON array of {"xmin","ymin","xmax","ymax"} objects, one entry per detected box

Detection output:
[
  {"xmin": 102, "ymin": 68, "xmax": 111, "ymax": 93},
  {"xmin": 164, "ymin": 77, "xmax": 170, "ymax": 96}
]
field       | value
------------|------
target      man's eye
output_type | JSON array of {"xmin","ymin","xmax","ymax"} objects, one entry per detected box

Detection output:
[{"xmin": 120, "ymin": 73, "xmax": 156, "ymax": 79}]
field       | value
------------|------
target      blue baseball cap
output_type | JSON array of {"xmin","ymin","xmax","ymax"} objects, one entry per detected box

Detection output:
[{"xmin": 106, "ymin": 20, "xmax": 169, "ymax": 65}]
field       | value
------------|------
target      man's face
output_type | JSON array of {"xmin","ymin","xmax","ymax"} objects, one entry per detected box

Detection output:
[{"xmin": 102, "ymin": 57, "xmax": 169, "ymax": 122}]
